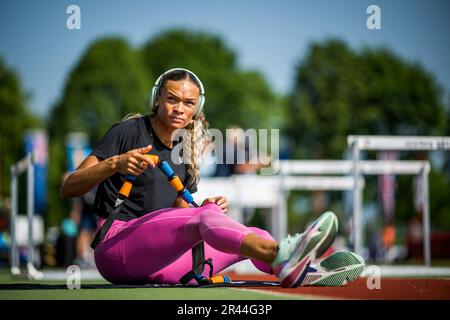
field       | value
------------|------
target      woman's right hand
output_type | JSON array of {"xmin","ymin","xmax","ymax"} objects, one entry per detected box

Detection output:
[
  {"xmin": 61, "ymin": 146, "xmax": 156, "ymax": 199},
  {"xmin": 115, "ymin": 145, "xmax": 156, "ymax": 176}
]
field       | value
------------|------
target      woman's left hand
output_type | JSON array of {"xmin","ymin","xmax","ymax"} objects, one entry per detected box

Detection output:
[{"xmin": 202, "ymin": 196, "xmax": 228, "ymax": 213}]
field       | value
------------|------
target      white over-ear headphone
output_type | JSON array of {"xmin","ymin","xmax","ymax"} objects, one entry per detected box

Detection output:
[{"xmin": 150, "ymin": 68, "xmax": 205, "ymax": 118}]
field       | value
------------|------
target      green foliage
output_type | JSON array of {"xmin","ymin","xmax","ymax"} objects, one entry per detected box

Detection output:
[
  {"xmin": 46, "ymin": 137, "xmax": 69, "ymax": 227},
  {"xmin": 395, "ymin": 168, "xmax": 450, "ymax": 232},
  {"xmin": 48, "ymin": 37, "xmax": 150, "ymax": 142},
  {"xmin": 287, "ymin": 39, "xmax": 447, "ymax": 159},
  {"xmin": 0, "ymin": 57, "xmax": 42, "ymax": 198},
  {"xmin": 429, "ymin": 169, "xmax": 450, "ymax": 231}
]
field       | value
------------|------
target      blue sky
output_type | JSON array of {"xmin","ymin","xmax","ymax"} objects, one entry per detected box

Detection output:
[{"xmin": 0, "ymin": 0, "xmax": 449, "ymax": 117}]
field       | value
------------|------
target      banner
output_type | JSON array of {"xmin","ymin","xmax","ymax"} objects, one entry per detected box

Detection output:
[
  {"xmin": 24, "ymin": 129, "xmax": 48, "ymax": 215},
  {"xmin": 65, "ymin": 132, "xmax": 91, "ymax": 172},
  {"xmin": 377, "ymin": 151, "xmax": 398, "ymax": 222}
]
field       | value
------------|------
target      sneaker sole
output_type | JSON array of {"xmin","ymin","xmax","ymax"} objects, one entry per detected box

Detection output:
[
  {"xmin": 300, "ymin": 251, "xmax": 365, "ymax": 287},
  {"xmin": 279, "ymin": 211, "xmax": 338, "ymax": 288}
]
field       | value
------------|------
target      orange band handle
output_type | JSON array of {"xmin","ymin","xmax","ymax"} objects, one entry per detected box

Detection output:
[
  {"xmin": 169, "ymin": 176, "xmax": 184, "ymax": 192},
  {"xmin": 209, "ymin": 275, "xmax": 224, "ymax": 284},
  {"xmin": 119, "ymin": 180, "xmax": 133, "ymax": 197},
  {"xmin": 145, "ymin": 154, "xmax": 159, "ymax": 164},
  {"xmin": 209, "ymin": 275, "xmax": 231, "ymax": 284}
]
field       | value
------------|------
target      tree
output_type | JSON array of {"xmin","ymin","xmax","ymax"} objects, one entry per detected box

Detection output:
[
  {"xmin": 48, "ymin": 37, "xmax": 151, "ymax": 142},
  {"xmin": 286, "ymin": 39, "xmax": 447, "ymax": 159},
  {"xmin": 0, "ymin": 57, "xmax": 41, "ymax": 199}
]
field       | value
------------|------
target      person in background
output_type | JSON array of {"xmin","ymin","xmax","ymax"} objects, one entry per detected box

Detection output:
[
  {"xmin": 71, "ymin": 186, "xmax": 97, "ymax": 268},
  {"xmin": 214, "ymin": 126, "xmax": 261, "ymax": 177}
]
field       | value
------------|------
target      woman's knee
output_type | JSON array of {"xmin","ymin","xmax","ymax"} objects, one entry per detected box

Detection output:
[
  {"xmin": 199, "ymin": 203, "xmax": 222, "ymax": 214},
  {"xmin": 247, "ymin": 227, "xmax": 275, "ymax": 242},
  {"xmin": 195, "ymin": 204, "xmax": 223, "ymax": 222}
]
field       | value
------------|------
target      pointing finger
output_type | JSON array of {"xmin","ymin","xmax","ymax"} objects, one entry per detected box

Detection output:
[{"xmin": 137, "ymin": 145, "xmax": 153, "ymax": 154}]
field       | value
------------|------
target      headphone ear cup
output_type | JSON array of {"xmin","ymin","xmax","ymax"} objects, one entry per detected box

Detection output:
[
  {"xmin": 150, "ymin": 85, "xmax": 158, "ymax": 112},
  {"xmin": 194, "ymin": 95, "xmax": 205, "ymax": 118}
]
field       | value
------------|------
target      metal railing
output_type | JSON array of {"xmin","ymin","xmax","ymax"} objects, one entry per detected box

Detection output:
[{"xmin": 10, "ymin": 152, "xmax": 43, "ymax": 280}]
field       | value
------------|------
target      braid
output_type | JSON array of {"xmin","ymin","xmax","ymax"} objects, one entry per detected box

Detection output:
[{"xmin": 184, "ymin": 111, "xmax": 210, "ymax": 190}]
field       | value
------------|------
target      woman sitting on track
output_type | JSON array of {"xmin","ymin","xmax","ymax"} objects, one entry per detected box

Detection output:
[{"xmin": 60, "ymin": 68, "xmax": 337, "ymax": 287}]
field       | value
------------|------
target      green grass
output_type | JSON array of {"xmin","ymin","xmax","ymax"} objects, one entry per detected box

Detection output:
[
  {"xmin": 0, "ymin": 271, "xmax": 300, "ymax": 300},
  {"xmin": 0, "ymin": 288, "xmax": 300, "ymax": 300}
]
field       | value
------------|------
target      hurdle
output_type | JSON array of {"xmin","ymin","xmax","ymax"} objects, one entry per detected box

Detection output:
[
  {"xmin": 10, "ymin": 152, "xmax": 43, "ymax": 280},
  {"xmin": 195, "ymin": 168, "xmax": 364, "ymax": 241},
  {"xmin": 278, "ymin": 159, "xmax": 430, "ymax": 252},
  {"xmin": 197, "ymin": 159, "xmax": 431, "ymax": 249},
  {"xmin": 348, "ymin": 135, "xmax": 450, "ymax": 266}
]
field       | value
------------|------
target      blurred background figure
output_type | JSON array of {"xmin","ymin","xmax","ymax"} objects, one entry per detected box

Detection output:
[
  {"xmin": 60, "ymin": 132, "xmax": 97, "ymax": 268},
  {"xmin": 71, "ymin": 186, "xmax": 97, "ymax": 268},
  {"xmin": 214, "ymin": 126, "xmax": 269, "ymax": 225},
  {"xmin": 55, "ymin": 172, "xmax": 96, "ymax": 268},
  {"xmin": 54, "ymin": 172, "xmax": 77, "ymax": 267},
  {"xmin": 381, "ymin": 224, "xmax": 396, "ymax": 263},
  {"xmin": 214, "ymin": 126, "xmax": 260, "ymax": 177},
  {"xmin": 407, "ymin": 213, "xmax": 424, "ymax": 261},
  {"xmin": 0, "ymin": 198, "xmax": 10, "ymax": 268}
]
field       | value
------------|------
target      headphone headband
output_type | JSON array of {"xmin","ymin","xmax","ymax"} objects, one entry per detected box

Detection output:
[{"xmin": 150, "ymin": 68, "xmax": 205, "ymax": 118}]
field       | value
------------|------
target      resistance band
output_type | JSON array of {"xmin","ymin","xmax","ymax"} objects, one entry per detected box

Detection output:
[{"xmin": 92, "ymin": 154, "xmax": 231, "ymax": 286}]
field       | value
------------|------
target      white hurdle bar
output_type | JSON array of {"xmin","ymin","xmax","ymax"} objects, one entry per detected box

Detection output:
[
  {"xmin": 195, "ymin": 173, "xmax": 363, "ymax": 241},
  {"xmin": 277, "ymin": 159, "xmax": 432, "ymax": 175}
]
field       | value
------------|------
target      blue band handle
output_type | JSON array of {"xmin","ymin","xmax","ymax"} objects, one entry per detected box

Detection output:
[
  {"xmin": 125, "ymin": 175, "xmax": 137, "ymax": 182},
  {"xmin": 180, "ymin": 189, "xmax": 194, "ymax": 204},
  {"xmin": 160, "ymin": 161, "xmax": 174, "ymax": 178}
]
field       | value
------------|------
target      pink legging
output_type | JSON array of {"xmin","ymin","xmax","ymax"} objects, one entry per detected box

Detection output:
[{"xmin": 94, "ymin": 203, "xmax": 275, "ymax": 284}]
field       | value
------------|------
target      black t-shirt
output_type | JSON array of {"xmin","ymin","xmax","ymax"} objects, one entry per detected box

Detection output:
[{"xmin": 90, "ymin": 116, "xmax": 197, "ymax": 220}]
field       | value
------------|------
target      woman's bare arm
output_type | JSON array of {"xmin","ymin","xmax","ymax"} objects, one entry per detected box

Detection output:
[
  {"xmin": 60, "ymin": 155, "xmax": 117, "ymax": 199},
  {"xmin": 60, "ymin": 145, "xmax": 155, "ymax": 199},
  {"xmin": 174, "ymin": 197, "xmax": 191, "ymax": 208}
]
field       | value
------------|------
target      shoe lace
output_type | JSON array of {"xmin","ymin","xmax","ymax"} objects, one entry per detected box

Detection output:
[{"xmin": 280, "ymin": 233, "xmax": 302, "ymax": 250}]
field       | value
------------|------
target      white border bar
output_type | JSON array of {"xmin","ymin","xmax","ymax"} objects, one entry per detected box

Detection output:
[{"xmin": 348, "ymin": 135, "xmax": 450, "ymax": 150}]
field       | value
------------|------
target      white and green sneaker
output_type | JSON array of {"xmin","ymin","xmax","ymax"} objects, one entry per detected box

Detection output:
[
  {"xmin": 272, "ymin": 211, "xmax": 338, "ymax": 288},
  {"xmin": 300, "ymin": 250, "xmax": 365, "ymax": 287}
]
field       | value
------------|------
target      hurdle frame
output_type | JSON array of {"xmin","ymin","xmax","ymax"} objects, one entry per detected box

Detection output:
[
  {"xmin": 348, "ymin": 135, "xmax": 450, "ymax": 266},
  {"xmin": 10, "ymin": 152, "xmax": 43, "ymax": 279},
  {"xmin": 195, "ymin": 168, "xmax": 364, "ymax": 241}
]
